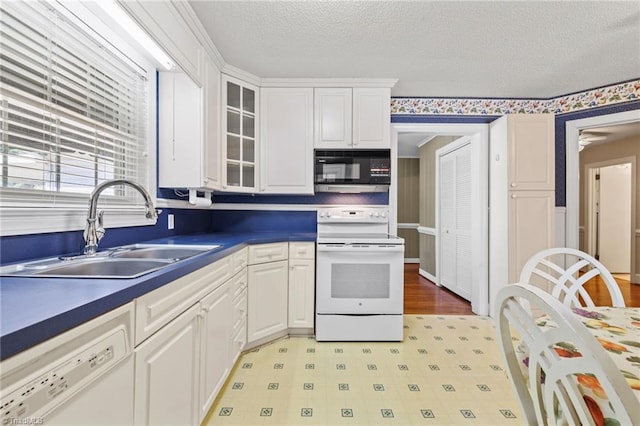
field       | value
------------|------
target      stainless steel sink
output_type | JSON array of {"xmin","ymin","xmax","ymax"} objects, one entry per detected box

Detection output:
[
  {"xmin": 0, "ymin": 244, "xmax": 221, "ymax": 279},
  {"xmin": 110, "ymin": 244, "xmax": 219, "ymax": 260},
  {"xmin": 31, "ymin": 258, "xmax": 173, "ymax": 278}
]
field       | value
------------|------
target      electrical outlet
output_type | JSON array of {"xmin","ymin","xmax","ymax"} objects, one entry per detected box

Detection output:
[{"xmin": 167, "ymin": 214, "xmax": 174, "ymax": 230}]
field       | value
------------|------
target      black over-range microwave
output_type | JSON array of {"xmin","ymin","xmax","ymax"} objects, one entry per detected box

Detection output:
[{"xmin": 314, "ymin": 149, "xmax": 391, "ymax": 193}]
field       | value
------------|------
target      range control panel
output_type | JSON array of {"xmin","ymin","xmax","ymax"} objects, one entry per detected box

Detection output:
[
  {"xmin": 1, "ymin": 329, "xmax": 128, "ymax": 423},
  {"xmin": 317, "ymin": 207, "xmax": 389, "ymax": 223}
]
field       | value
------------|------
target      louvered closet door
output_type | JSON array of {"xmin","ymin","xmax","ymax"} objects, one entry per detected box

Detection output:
[
  {"xmin": 439, "ymin": 143, "xmax": 473, "ymax": 301},
  {"xmin": 439, "ymin": 153, "xmax": 456, "ymax": 291}
]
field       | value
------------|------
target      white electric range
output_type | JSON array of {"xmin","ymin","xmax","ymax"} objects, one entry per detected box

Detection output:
[{"xmin": 315, "ymin": 207, "xmax": 405, "ymax": 341}]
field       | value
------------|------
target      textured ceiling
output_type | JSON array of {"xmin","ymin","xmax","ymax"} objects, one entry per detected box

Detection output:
[{"xmin": 189, "ymin": 0, "xmax": 640, "ymax": 98}]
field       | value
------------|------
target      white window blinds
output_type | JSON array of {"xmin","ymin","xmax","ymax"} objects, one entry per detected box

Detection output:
[{"xmin": 0, "ymin": 0, "xmax": 150, "ymax": 206}]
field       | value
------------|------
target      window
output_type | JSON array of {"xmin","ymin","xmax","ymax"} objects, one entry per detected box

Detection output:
[{"xmin": 0, "ymin": 0, "xmax": 157, "ymax": 235}]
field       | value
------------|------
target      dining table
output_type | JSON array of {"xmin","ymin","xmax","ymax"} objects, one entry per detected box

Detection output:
[{"xmin": 516, "ymin": 306, "xmax": 640, "ymax": 424}]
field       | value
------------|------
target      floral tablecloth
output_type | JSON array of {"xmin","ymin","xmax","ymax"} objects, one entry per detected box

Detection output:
[{"xmin": 517, "ymin": 306, "xmax": 640, "ymax": 425}]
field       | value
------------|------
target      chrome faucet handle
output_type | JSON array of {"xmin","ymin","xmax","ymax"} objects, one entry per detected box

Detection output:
[
  {"xmin": 96, "ymin": 210, "xmax": 105, "ymax": 242},
  {"xmin": 145, "ymin": 203, "xmax": 159, "ymax": 221}
]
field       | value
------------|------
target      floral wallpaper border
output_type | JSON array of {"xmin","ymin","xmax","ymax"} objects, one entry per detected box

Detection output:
[{"xmin": 390, "ymin": 80, "xmax": 640, "ymax": 115}]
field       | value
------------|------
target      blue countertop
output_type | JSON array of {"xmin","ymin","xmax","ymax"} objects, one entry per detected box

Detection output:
[{"xmin": 0, "ymin": 232, "xmax": 315, "ymax": 360}]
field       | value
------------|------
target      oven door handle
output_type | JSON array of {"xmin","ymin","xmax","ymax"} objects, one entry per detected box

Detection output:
[{"xmin": 316, "ymin": 244, "xmax": 404, "ymax": 253}]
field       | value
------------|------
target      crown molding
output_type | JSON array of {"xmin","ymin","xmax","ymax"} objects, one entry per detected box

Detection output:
[
  {"xmin": 260, "ymin": 78, "xmax": 398, "ymax": 89},
  {"xmin": 172, "ymin": 1, "xmax": 225, "ymax": 70},
  {"xmin": 221, "ymin": 64, "xmax": 262, "ymax": 87}
]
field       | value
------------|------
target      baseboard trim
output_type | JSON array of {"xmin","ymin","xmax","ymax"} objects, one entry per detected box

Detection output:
[{"xmin": 419, "ymin": 268, "xmax": 438, "ymax": 285}]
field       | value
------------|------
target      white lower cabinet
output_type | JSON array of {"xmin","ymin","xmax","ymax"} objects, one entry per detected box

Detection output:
[
  {"xmin": 248, "ymin": 259, "xmax": 289, "ymax": 343},
  {"xmin": 247, "ymin": 243, "xmax": 290, "ymax": 344},
  {"xmin": 199, "ymin": 281, "xmax": 233, "ymax": 423},
  {"xmin": 134, "ymin": 303, "xmax": 201, "ymax": 426},
  {"xmin": 133, "ymin": 241, "xmax": 314, "ymax": 423},
  {"xmin": 134, "ymin": 256, "xmax": 236, "ymax": 426},
  {"xmin": 288, "ymin": 242, "xmax": 315, "ymax": 330}
]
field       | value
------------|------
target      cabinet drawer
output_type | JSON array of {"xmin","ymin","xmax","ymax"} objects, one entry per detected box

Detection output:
[
  {"xmin": 289, "ymin": 242, "xmax": 315, "ymax": 260},
  {"xmin": 248, "ymin": 242, "xmax": 288, "ymax": 265},
  {"xmin": 233, "ymin": 288, "xmax": 247, "ymax": 331},
  {"xmin": 135, "ymin": 256, "xmax": 232, "ymax": 346},
  {"xmin": 232, "ymin": 247, "xmax": 248, "ymax": 275},
  {"xmin": 232, "ymin": 269, "xmax": 248, "ymax": 299}
]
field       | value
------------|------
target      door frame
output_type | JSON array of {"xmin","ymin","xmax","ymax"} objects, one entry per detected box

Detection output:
[
  {"xmin": 565, "ymin": 109, "xmax": 640, "ymax": 248},
  {"xmin": 565, "ymin": 109, "xmax": 640, "ymax": 283},
  {"xmin": 584, "ymin": 157, "xmax": 636, "ymax": 276},
  {"xmin": 435, "ymin": 136, "xmax": 472, "ymax": 300},
  {"xmin": 390, "ymin": 123, "xmax": 489, "ymax": 315}
]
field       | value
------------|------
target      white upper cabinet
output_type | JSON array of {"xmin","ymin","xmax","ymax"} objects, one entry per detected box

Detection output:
[
  {"xmin": 203, "ymin": 56, "xmax": 222, "ymax": 190},
  {"xmin": 314, "ymin": 88, "xmax": 352, "ymax": 148},
  {"xmin": 314, "ymin": 87, "xmax": 391, "ymax": 148},
  {"xmin": 506, "ymin": 114, "xmax": 555, "ymax": 190},
  {"xmin": 158, "ymin": 71, "xmax": 202, "ymax": 189},
  {"xmin": 157, "ymin": 64, "xmax": 221, "ymax": 191},
  {"xmin": 222, "ymin": 75, "xmax": 259, "ymax": 193},
  {"xmin": 129, "ymin": 0, "xmax": 222, "ymax": 192},
  {"xmin": 353, "ymin": 88, "xmax": 391, "ymax": 148},
  {"xmin": 260, "ymin": 88, "xmax": 314, "ymax": 194}
]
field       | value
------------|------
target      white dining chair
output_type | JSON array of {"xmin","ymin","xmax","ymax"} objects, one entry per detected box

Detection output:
[
  {"xmin": 519, "ymin": 247, "xmax": 625, "ymax": 308},
  {"xmin": 494, "ymin": 282, "xmax": 640, "ymax": 425}
]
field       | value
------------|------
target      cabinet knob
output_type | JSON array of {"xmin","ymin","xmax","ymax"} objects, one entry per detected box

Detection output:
[
  {"xmin": 511, "ymin": 194, "xmax": 517, "ymax": 199},
  {"xmin": 510, "ymin": 183, "xmax": 517, "ymax": 188}
]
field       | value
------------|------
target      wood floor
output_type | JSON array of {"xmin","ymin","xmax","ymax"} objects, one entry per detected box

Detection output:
[
  {"xmin": 403, "ymin": 263, "xmax": 472, "ymax": 314},
  {"xmin": 582, "ymin": 273, "xmax": 640, "ymax": 307},
  {"xmin": 403, "ymin": 263, "xmax": 640, "ymax": 315}
]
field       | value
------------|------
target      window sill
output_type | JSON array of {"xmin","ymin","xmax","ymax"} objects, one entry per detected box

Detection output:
[{"xmin": 0, "ymin": 207, "xmax": 158, "ymax": 237}]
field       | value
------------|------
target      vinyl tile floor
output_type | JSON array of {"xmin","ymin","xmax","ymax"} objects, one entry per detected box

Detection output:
[{"xmin": 204, "ymin": 315, "xmax": 523, "ymax": 425}]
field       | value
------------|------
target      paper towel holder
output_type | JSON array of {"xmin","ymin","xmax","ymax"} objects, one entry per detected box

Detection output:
[{"xmin": 188, "ymin": 189, "xmax": 212, "ymax": 207}]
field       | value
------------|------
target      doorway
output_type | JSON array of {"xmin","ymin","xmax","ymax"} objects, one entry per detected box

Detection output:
[
  {"xmin": 585, "ymin": 159, "xmax": 634, "ymax": 276},
  {"xmin": 390, "ymin": 123, "xmax": 489, "ymax": 315},
  {"xmin": 565, "ymin": 110, "xmax": 640, "ymax": 283},
  {"xmin": 598, "ymin": 164, "xmax": 632, "ymax": 275}
]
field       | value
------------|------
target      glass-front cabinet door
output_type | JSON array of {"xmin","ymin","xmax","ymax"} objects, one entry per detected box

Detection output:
[{"xmin": 222, "ymin": 75, "xmax": 258, "ymax": 192}]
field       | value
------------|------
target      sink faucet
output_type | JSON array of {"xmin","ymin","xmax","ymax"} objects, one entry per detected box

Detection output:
[{"xmin": 83, "ymin": 179, "xmax": 158, "ymax": 255}]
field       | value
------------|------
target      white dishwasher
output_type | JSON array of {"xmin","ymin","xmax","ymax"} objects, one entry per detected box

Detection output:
[{"xmin": 1, "ymin": 303, "xmax": 135, "ymax": 425}]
